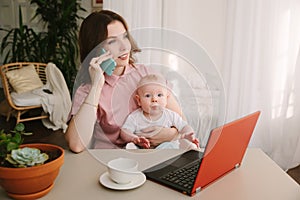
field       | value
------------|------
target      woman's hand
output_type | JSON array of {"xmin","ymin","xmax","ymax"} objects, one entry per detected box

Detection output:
[
  {"xmin": 89, "ymin": 51, "xmax": 113, "ymax": 88},
  {"xmin": 142, "ymin": 126, "xmax": 179, "ymax": 147}
]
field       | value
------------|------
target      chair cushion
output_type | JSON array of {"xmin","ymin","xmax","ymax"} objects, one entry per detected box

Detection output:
[
  {"xmin": 11, "ymin": 89, "xmax": 42, "ymax": 106},
  {"xmin": 6, "ymin": 64, "xmax": 44, "ymax": 94}
]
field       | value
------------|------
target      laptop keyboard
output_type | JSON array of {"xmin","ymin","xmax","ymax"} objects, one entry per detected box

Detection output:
[{"xmin": 161, "ymin": 160, "xmax": 201, "ymax": 190}]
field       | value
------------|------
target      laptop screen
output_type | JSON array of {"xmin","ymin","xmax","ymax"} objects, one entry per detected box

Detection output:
[{"xmin": 192, "ymin": 111, "xmax": 260, "ymax": 193}]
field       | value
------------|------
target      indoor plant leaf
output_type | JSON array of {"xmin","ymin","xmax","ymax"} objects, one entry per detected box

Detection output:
[{"xmin": 6, "ymin": 142, "xmax": 19, "ymax": 152}]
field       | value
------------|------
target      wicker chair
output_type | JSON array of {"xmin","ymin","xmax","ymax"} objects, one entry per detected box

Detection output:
[{"xmin": 0, "ymin": 62, "xmax": 49, "ymax": 124}]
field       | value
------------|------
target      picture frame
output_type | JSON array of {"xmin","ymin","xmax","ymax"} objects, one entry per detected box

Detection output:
[{"xmin": 92, "ymin": 0, "xmax": 103, "ymax": 7}]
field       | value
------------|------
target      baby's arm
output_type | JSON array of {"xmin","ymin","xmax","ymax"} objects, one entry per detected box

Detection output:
[
  {"xmin": 179, "ymin": 125, "xmax": 199, "ymax": 147},
  {"xmin": 132, "ymin": 137, "xmax": 151, "ymax": 149}
]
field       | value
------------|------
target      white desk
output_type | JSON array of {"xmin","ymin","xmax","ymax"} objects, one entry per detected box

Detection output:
[{"xmin": 0, "ymin": 148, "xmax": 299, "ymax": 200}]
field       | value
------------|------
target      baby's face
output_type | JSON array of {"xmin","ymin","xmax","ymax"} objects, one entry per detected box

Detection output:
[{"xmin": 136, "ymin": 84, "xmax": 168, "ymax": 116}]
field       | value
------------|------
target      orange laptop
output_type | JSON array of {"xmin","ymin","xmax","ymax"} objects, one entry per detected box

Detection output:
[{"xmin": 143, "ymin": 111, "xmax": 261, "ymax": 196}]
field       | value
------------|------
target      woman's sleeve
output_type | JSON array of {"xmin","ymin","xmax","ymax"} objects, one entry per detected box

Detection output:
[{"xmin": 67, "ymin": 85, "xmax": 90, "ymax": 120}]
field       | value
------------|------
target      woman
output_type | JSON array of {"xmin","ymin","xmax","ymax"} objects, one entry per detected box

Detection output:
[{"xmin": 65, "ymin": 10, "xmax": 182, "ymax": 152}]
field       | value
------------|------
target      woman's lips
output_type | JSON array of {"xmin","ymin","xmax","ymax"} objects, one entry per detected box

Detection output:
[{"xmin": 118, "ymin": 53, "xmax": 129, "ymax": 60}]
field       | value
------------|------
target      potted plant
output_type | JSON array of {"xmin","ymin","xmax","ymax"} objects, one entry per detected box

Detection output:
[
  {"xmin": 0, "ymin": 123, "xmax": 64, "ymax": 199},
  {"xmin": 0, "ymin": 7, "xmax": 42, "ymax": 63}
]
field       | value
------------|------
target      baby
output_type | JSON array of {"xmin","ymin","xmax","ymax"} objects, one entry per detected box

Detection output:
[{"xmin": 120, "ymin": 74, "xmax": 199, "ymax": 149}]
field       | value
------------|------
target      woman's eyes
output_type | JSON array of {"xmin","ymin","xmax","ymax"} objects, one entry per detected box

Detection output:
[
  {"xmin": 107, "ymin": 39, "xmax": 116, "ymax": 45},
  {"xmin": 107, "ymin": 33, "xmax": 129, "ymax": 45}
]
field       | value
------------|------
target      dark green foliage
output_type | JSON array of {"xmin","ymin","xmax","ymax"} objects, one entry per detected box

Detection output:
[
  {"xmin": 0, "ymin": 7, "xmax": 42, "ymax": 63},
  {"xmin": 0, "ymin": 123, "xmax": 32, "ymax": 164},
  {"xmin": 0, "ymin": 0, "xmax": 86, "ymax": 91}
]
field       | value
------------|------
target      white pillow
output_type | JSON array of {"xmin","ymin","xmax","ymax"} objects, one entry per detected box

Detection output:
[
  {"xmin": 6, "ymin": 64, "xmax": 44, "ymax": 94},
  {"xmin": 11, "ymin": 90, "xmax": 42, "ymax": 106}
]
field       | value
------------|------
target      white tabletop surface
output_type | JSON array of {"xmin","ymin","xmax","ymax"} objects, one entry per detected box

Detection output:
[{"xmin": 0, "ymin": 148, "xmax": 300, "ymax": 200}]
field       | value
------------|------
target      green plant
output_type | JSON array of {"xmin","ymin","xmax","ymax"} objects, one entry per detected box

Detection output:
[
  {"xmin": 0, "ymin": 0, "xmax": 86, "ymax": 91},
  {"xmin": 0, "ymin": 123, "xmax": 33, "ymax": 166},
  {"xmin": 6, "ymin": 147, "xmax": 49, "ymax": 168},
  {"xmin": 0, "ymin": 7, "xmax": 42, "ymax": 63},
  {"xmin": 30, "ymin": 0, "xmax": 86, "ymax": 90}
]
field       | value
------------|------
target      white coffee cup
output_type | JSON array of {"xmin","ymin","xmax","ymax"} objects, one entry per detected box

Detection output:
[{"xmin": 107, "ymin": 158, "xmax": 141, "ymax": 184}]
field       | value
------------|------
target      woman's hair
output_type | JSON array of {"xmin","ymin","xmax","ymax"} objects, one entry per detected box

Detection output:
[{"xmin": 78, "ymin": 10, "xmax": 140, "ymax": 63}]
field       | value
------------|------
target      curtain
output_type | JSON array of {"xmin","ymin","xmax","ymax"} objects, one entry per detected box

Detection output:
[
  {"xmin": 222, "ymin": 0, "xmax": 300, "ymax": 170},
  {"xmin": 103, "ymin": 0, "xmax": 163, "ymax": 29}
]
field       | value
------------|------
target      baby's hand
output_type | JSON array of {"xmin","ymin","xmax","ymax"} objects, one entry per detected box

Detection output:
[
  {"xmin": 183, "ymin": 132, "xmax": 194, "ymax": 141},
  {"xmin": 133, "ymin": 137, "xmax": 150, "ymax": 149},
  {"xmin": 192, "ymin": 138, "xmax": 200, "ymax": 148},
  {"xmin": 183, "ymin": 132, "xmax": 199, "ymax": 148}
]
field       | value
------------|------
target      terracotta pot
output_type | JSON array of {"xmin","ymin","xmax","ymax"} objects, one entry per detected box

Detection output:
[{"xmin": 0, "ymin": 143, "xmax": 64, "ymax": 200}]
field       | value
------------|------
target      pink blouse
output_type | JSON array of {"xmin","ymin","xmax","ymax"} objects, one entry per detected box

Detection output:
[{"xmin": 70, "ymin": 64, "xmax": 155, "ymax": 148}]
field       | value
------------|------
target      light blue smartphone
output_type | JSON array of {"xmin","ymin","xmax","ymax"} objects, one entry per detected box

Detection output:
[{"xmin": 99, "ymin": 48, "xmax": 116, "ymax": 76}]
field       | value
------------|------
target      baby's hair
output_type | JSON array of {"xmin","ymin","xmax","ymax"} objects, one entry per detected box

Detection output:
[{"xmin": 137, "ymin": 74, "xmax": 167, "ymax": 90}]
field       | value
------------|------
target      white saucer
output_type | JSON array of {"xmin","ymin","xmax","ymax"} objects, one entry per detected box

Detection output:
[{"xmin": 99, "ymin": 172, "xmax": 146, "ymax": 190}]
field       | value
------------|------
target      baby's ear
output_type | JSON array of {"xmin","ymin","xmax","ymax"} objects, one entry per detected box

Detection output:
[{"xmin": 135, "ymin": 95, "xmax": 141, "ymax": 106}]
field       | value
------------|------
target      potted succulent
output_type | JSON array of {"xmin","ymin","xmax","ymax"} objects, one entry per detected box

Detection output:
[{"xmin": 0, "ymin": 123, "xmax": 64, "ymax": 199}]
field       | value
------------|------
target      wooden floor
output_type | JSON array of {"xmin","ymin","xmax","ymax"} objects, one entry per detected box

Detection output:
[
  {"xmin": 0, "ymin": 115, "xmax": 68, "ymax": 150},
  {"xmin": 0, "ymin": 115, "xmax": 299, "ymax": 185}
]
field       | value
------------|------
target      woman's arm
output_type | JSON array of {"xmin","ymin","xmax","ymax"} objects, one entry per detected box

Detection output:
[
  {"xmin": 65, "ymin": 100, "xmax": 98, "ymax": 153},
  {"xmin": 65, "ymin": 54, "xmax": 109, "ymax": 153},
  {"xmin": 144, "ymin": 126, "xmax": 178, "ymax": 147},
  {"xmin": 120, "ymin": 128, "xmax": 138, "ymax": 143}
]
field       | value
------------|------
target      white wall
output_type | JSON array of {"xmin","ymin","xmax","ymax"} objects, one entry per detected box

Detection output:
[
  {"xmin": 104, "ymin": 0, "xmax": 227, "ymax": 71},
  {"xmin": 162, "ymin": 0, "xmax": 227, "ymax": 71},
  {"xmin": 161, "ymin": 1, "xmax": 228, "ymax": 136}
]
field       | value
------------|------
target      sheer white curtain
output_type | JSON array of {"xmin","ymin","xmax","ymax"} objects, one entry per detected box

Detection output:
[
  {"xmin": 222, "ymin": 0, "xmax": 300, "ymax": 170},
  {"xmin": 103, "ymin": 0, "xmax": 163, "ymax": 29}
]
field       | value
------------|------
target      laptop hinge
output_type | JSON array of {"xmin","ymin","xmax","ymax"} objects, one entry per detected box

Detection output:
[
  {"xmin": 196, "ymin": 187, "xmax": 201, "ymax": 193},
  {"xmin": 235, "ymin": 163, "xmax": 240, "ymax": 169}
]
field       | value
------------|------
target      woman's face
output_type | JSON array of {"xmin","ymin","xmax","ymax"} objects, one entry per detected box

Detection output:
[{"xmin": 105, "ymin": 21, "xmax": 131, "ymax": 68}]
